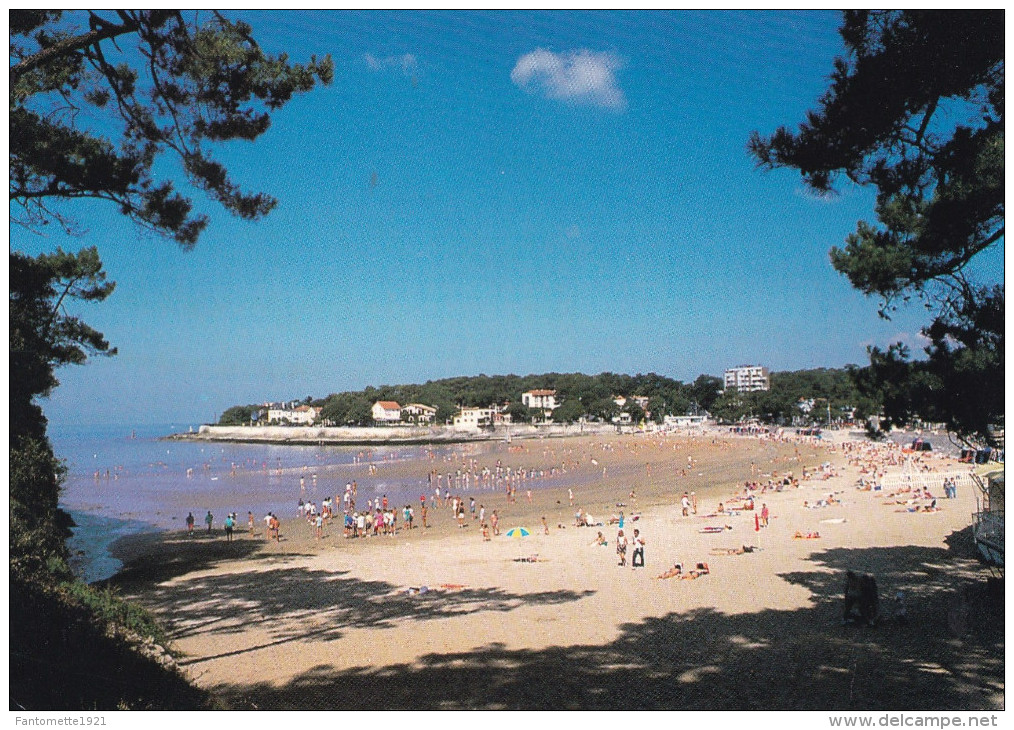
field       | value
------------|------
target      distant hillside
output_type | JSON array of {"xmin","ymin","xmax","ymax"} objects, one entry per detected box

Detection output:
[{"xmin": 219, "ymin": 367, "xmax": 875, "ymax": 427}]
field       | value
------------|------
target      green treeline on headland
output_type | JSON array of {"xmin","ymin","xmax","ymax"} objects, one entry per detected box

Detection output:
[{"xmin": 219, "ymin": 367, "xmax": 879, "ymax": 428}]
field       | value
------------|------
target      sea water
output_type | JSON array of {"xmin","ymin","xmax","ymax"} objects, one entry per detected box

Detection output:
[{"xmin": 52, "ymin": 423, "xmax": 466, "ymax": 583}]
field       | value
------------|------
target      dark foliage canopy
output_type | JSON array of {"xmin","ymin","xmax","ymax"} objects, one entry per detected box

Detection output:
[
  {"xmin": 11, "ymin": 10, "xmax": 333, "ymax": 246},
  {"xmin": 748, "ymin": 10, "xmax": 1004, "ymax": 446},
  {"xmin": 9, "ymin": 10, "xmax": 334, "ymax": 709},
  {"xmin": 234, "ymin": 367, "xmax": 869, "ymax": 429}
]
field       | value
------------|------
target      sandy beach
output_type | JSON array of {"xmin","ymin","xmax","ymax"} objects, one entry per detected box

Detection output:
[{"xmin": 110, "ymin": 429, "xmax": 1003, "ymax": 710}]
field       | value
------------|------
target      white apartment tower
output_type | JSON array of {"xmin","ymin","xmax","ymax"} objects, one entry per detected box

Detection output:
[{"xmin": 724, "ymin": 365, "xmax": 770, "ymax": 392}]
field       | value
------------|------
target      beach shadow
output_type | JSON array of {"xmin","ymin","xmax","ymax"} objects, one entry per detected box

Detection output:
[
  {"xmin": 107, "ymin": 532, "xmax": 315, "ymax": 585},
  {"xmin": 133, "ymin": 564, "xmax": 594, "ymax": 662},
  {"xmin": 206, "ymin": 539, "xmax": 1003, "ymax": 711}
]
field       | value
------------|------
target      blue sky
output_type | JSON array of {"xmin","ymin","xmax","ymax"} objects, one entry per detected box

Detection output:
[{"xmin": 13, "ymin": 10, "xmax": 989, "ymax": 427}]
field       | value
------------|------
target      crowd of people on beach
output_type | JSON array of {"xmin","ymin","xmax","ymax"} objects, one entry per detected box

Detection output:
[{"xmin": 181, "ymin": 429, "xmax": 971, "ymax": 581}]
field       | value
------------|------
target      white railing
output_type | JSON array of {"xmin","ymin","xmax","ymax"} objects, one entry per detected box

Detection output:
[{"xmin": 874, "ymin": 469, "xmax": 976, "ymax": 490}]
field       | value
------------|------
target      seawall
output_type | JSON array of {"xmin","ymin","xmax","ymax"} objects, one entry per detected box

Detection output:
[{"xmin": 168, "ymin": 423, "xmax": 630, "ymax": 446}]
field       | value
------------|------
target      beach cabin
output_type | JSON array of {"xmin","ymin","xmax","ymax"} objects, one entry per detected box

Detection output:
[
  {"xmin": 664, "ymin": 414, "xmax": 708, "ymax": 428},
  {"xmin": 973, "ymin": 470, "xmax": 1004, "ymax": 567},
  {"xmin": 371, "ymin": 401, "xmax": 402, "ymax": 423}
]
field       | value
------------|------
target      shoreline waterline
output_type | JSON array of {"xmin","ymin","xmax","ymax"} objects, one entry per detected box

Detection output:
[{"xmin": 61, "ymin": 425, "xmax": 818, "ymax": 584}]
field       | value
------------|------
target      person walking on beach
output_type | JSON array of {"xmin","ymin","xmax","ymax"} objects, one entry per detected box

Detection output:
[
  {"xmin": 761, "ymin": 503, "xmax": 770, "ymax": 528},
  {"xmin": 270, "ymin": 514, "xmax": 280, "ymax": 542},
  {"xmin": 631, "ymin": 528, "xmax": 645, "ymax": 569},
  {"xmin": 205, "ymin": 510, "xmax": 214, "ymax": 533},
  {"xmin": 616, "ymin": 529, "xmax": 628, "ymax": 567},
  {"xmin": 681, "ymin": 493, "xmax": 691, "ymax": 517},
  {"xmin": 186, "ymin": 512, "xmax": 195, "ymax": 537},
  {"xmin": 542, "ymin": 516, "xmax": 549, "ymax": 535},
  {"xmin": 248, "ymin": 511, "xmax": 255, "ymax": 535},
  {"xmin": 224, "ymin": 513, "xmax": 234, "ymax": 542}
]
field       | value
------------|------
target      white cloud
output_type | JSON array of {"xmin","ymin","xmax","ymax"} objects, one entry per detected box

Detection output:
[
  {"xmin": 511, "ymin": 49, "xmax": 625, "ymax": 110},
  {"xmin": 891, "ymin": 331, "xmax": 932, "ymax": 351},
  {"xmin": 364, "ymin": 53, "xmax": 418, "ymax": 76},
  {"xmin": 863, "ymin": 331, "xmax": 932, "ymax": 353}
]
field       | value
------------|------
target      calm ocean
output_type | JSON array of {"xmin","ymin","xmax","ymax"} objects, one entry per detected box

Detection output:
[{"xmin": 51, "ymin": 424, "xmax": 464, "ymax": 583}]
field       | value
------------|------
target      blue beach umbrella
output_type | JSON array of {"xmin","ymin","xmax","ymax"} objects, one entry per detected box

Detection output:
[{"xmin": 505, "ymin": 527, "xmax": 530, "ymax": 538}]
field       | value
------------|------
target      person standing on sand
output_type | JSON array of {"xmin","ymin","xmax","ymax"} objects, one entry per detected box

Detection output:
[
  {"xmin": 542, "ymin": 516, "xmax": 549, "ymax": 535},
  {"xmin": 224, "ymin": 514, "xmax": 234, "ymax": 542},
  {"xmin": 205, "ymin": 510, "xmax": 214, "ymax": 533},
  {"xmin": 569, "ymin": 488, "xmax": 574, "ymax": 507},
  {"xmin": 186, "ymin": 512, "xmax": 195, "ymax": 537},
  {"xmin": 761, "ymin": 503, "xmax": 770, "ymax": 527},
  {"xmin": 491, "ymin": 510, "xmax": 500, "ymax": 536},
  {"xmin": 248, "ymin": 511, "xmax": 255, "ymax": 535},
  {"xmin": 616, "ymin": 529, "xmax": 628, "ymax": 566},
  {"xmin": 631, "ymin": 528, "xmax": 645, "ymax": 568},
  {"xmin": 270, "ymin": 514, "xmax": 280, "ymax": 542},
  {"xmin": 691, "ymin": 491, "xmax": 698, "ymax": 514},
  {"xmin": 681, "ymin": 493, "xmax": 691, "ymax": 517}
]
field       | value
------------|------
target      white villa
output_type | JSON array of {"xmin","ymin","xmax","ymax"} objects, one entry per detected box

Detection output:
[
  {"xmin": 452, "ymin": 404, "xmax": 512, "ymax": 431},
  {"xmin": 265, "ymin": 403, "xmax": 318, "ymax": 425},
  {"xmin": 371, "ymin": 401, "xmax": 402, "ymax": 423},
  {"xmin": 522, "ymin": 389, "xmax": 557, "ymax": 410},
  {"xmin": 401, "ymin": 403, "xmax": 437, "ymax": 424},
  {"xmin": 613, "ymin": 395, "xmax": 650, "ymax": 409}
]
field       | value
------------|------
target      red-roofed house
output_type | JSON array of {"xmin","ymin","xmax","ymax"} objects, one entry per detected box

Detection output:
[
  {"xmin": 372, "ymin": 401, "xmax": 402, "ymax": 423},
  {"xmin": 522, "ymin": 389, "xmax": 558, "ymax": 411}
]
